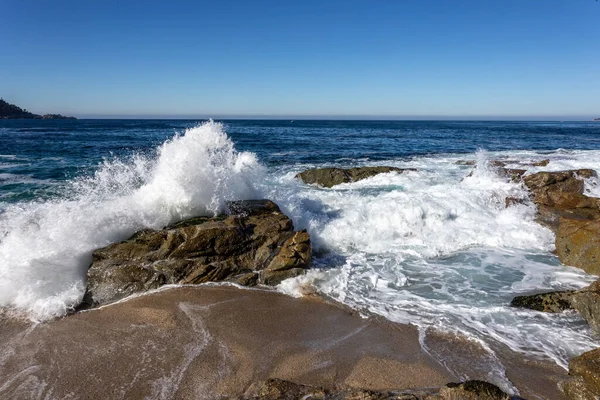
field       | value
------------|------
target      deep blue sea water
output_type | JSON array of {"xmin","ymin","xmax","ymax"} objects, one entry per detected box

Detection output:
[
  {"xmin": 2, "ymin": 119, "xmax": 600, "ymax": 204},
  {"xmin": 2, "ymin": 119, "xmax": 600, "ymax": 388}
]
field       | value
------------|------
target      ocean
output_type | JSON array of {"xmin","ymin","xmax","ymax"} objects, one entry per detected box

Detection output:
[{"xmin": 1, "ymin": 118, "xmax": 599, "ymax": 374}]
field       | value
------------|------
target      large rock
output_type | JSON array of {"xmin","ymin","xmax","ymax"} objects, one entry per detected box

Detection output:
[
  {"xmin": 555, "ymin": 218, "xmax": 600, "ymax": 275},
  {"xmin": 571, "ymin": 280, "xmax": 600, "ymax": 334},
  {"xmin": 519, "ymin": 169, "xmax": 600, "ymax": 232},
  {"xmin": 81, "ymin": 200, "xmax": 311, "ymax": 308},
  {"xmin": 296, "ymin": 166, "xmax": 416, "ymax": 188},
  {"xmin": 510, "ymin": 290, "xmax": 576, "ymax": 313},
  {"xmin": 562, "ymin": 347, "xmax": 600, "ymax": 399}
]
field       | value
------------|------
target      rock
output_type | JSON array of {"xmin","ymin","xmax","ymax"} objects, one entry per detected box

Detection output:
[
  {"xmin": 571, "ymin": 280, "xmax": 600, "ymax": 334},
  {"xmin": 438, "ymin": 380, "xmax": 513, "ymax": 400},
  {"xmin": 560, "ymin": 376, "xmax": 599, "ymax": 400},
  {"xmin": 555, "ymin": 218, "xmax": 600, "ymax": 275},
  {"xmin": 296, "ymin": 166, "xmax": 416, "ymax": 188},
  {"xmin": 565, "ymin": 348, "xmax": 600, "ymax": 399},
  {"xmin": 510, "ymin": 290, "xmax": 576, "ymax": 313},
  {"xmin": 532, "ymin": 159, "xmax": 550, "ymax": 167},
  {"xmin": 502, "ymin": 168, "xmax": 527, "ymax": 182},
  {"xmin": 242, "ymin": 378, "xmax": 439, "ymax": 399},
  {"xmin": 243, "ymin": 379, "xmax": 328, "ymax": 400},
  {"xmin": 81, "ymin": 200, "xmax": 311, "ymax": 308},
  {"xmin": 523, "ymin": 170, "xmax": 597, "ymax": 204}
]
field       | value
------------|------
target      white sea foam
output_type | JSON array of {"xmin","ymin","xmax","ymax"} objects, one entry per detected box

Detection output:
[
  {"xmin": 0, "ymin": 121, "xmax": 262, "ymax": 320},
  {"xmin": 270, "ymin": 149, "xmax": 599, "ymax": 368}
]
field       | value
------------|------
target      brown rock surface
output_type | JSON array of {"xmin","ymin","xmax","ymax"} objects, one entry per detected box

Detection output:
[
  {"xmin": 439, "ymin": 380, "xmax": 512, "ymax": 400},
  {"xmin": 571, "ymin": 280, "xmax": 600, "ymax": 334},
  {"xmin": 555, "ymin": 218, "xmax": 600, "ymax": 275},
  {"xmin": 82, "ymin": 200, "xmax": 311, "ymax": 308},
  {"xmin": 566, "ymin": 347, "xmax": 600, "ymax": 399},
  {"xmin": 296, "ymin": 166, "xmax": 416, "ymax": 188}
]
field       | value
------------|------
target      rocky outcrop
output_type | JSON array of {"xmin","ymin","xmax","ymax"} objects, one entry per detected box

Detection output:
[
  {"xmin": 509, "ymin": 281, "xmax": 600, "ymax": 334},
  {"xmin": 241, "ymin": 378, "xmax": 514, "ymax": 400},
  {"xmin": 0, "ymin": 98, "xmax": 76, "ymax": 119},
  {"xmin": 571, "ymin": 280, "xmax": 600, "ymax": 335},
  {"xmin": 80, "ymin": 200, "xmax": 311, "ymax": 308},
  {"xmin": 510, "ymin": 290, "xmax": 576, "ymax": 313},
  {"xmin": 439, "ymin": 381, "xmax": 513, "ymax": 400},
  {"xmin": 555, "ymin": 218, "xmax": 600, "ymax": 275},
  {"xmin": 296, "ymin": 166, "xmax": 416, "ymax": 188},
  {"xmin": 519, "ymin": 169, "xmax": 600, "ymax": 232},
  {"xmin": 561, "ymin": 347, "xmax": 600, "ymax": 400}
]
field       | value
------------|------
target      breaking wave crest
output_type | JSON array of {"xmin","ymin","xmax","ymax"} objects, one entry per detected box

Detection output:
[{"xmin": 0, "ymin": 121, "xmax": 263, "ymax": 320}]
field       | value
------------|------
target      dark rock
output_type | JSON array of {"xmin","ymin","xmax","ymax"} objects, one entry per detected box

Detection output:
[
  {"xmin": 510, "ymin": 290, "xmax": 576, "ymax": 313},
  {"xmin": 555, "ymin": 218, "xmax": 600, "ymax": 275},
  {"xmin": 439, "ymin": 380, "xmax": 513, "ymax": 400},
  {"xmin": 571, "ymin": 280, "xmax": 600, "ymax": 335},
  {"xmin": 0, "ymin": 98, "xmax": 76, "ymax": 119},
  {"xmin": 566, "ymin": 348, "xmax": 600, "ymax": 398},
  {"xmin": 81, "ymin": 200, "xmax": 311, "ymax": 308},
  {"xmin": 241, "ymin": 378, "xmax": 439, "ymax": 399},
  {"xmin": 296, "ymin": 166, "xmax": 416, "ymax": 188}
]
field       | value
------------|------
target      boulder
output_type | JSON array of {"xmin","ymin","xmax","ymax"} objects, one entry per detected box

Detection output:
[
  {"xmin": 510, "ymin": 290, "xmax": 576, "ymax": 313},
  {"xmin": 523, "ymin": 169, "xmax": 596, "ymax": 205},
  {"xmin": 296, "ymin": 166, "xmax": 416, "ymax": 188},
  {"xmin": 81, "ymin": 200, "xmax": 311, "ymax": 308},
  {"xmin": 563, "ymin": 348, "xmax": 600, "ymax": 399},
  {"xmin": 438, "ymin": 380, "xmax": 513, "ymax": 400},
  {"xmin": 571, "ymin": 280, "xmax": 600, "ymax": 334},
  {"xmin": 555, "ymin": 218, "xmax": 600, "ymax": 275}
]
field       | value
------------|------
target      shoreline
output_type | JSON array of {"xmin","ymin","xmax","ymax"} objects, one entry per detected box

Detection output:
[{"xmin": 0, "ymin": 285, "xmax": 568, "ymax": 399}]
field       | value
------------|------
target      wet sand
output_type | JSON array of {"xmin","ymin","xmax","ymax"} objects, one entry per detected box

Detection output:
[{"xmin": 0, "ymin": 286, "xmax": 568, "ymax": 399}]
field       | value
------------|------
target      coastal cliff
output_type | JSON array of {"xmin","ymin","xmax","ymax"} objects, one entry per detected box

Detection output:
[{"xmin": 0, "ymin": 98, "xmax": 76, "ymax": 119}]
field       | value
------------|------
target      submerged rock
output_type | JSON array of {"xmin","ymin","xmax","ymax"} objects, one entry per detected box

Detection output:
[
  {"xmin": 510, "ymin": 290, "xmax": 576, "ymax": 313},
  {"xmin": 81, "ymin": 200, "xmax": 311, "ymax": 308},
  {"xmin": 296, "ymin": 166, "xmax": 416, "ymax": 188}
]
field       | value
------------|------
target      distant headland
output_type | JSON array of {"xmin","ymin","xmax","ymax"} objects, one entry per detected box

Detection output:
[{"xmin": 0, "ymin": 98, "xmax": 76, "ymax": 120}]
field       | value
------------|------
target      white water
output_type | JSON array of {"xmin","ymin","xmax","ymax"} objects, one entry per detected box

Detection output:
[
  {"xmin": 0, "ymin": 121, "xmax": 262, "ymax": 320},
  {"xmin": 0, "ymin": 124, "xmax": 598, "ymax": 376},
  {"xmin": 271, "ymin": 150, "xmax": 599, "ymax": 370}
]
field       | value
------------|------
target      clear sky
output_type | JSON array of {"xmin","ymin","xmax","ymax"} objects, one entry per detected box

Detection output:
[{"xmin": 1, "ymin": 0, "xmax": 599, "ymax": 119}]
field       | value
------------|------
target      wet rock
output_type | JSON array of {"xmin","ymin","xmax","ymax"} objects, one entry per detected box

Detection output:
[
  {"xmin": 510, "ymin": 290, "xmax": 576, "ymax": 313},
  {"xmin": 501, "ymin": 168, "xmax": 527, "ymax": 182},
  {"xmin": 555, "ymin": 218, "xmax": 600, "ymax": 275},
  {"xmin": 523, "ymin": 169, "xmax": 597, "ymax": 205},
  {"xmin": 296, "ymin": 166, "xmax": 416, "ymax": 188},
  {"xmin": 242, "ymin": 378, "xmax": 439, "ymax": 399},
  {"xmin": 571, "ymin": 280, "xmax": 600, "ymax": 334},
  {"xmin": 81, "ymin": 200, "xmax": 311, "ymax": 308},
  {"xmin": 565, "ymin": 348, "xmax": 600, "ymax": 399},
  {"xmin": 439, "ymin": 380, "xmax": 513, "ymax": 400}
]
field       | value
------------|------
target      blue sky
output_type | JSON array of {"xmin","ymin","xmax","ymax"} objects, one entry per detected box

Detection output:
[{"xmin": 1, "ymin": 0, "xmax": 599, "ymax": 119}]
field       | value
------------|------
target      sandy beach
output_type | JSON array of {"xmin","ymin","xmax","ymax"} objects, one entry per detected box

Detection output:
[{"xmin": 0, "ymin": 286, "xmax": 568, "ymax": 399}]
